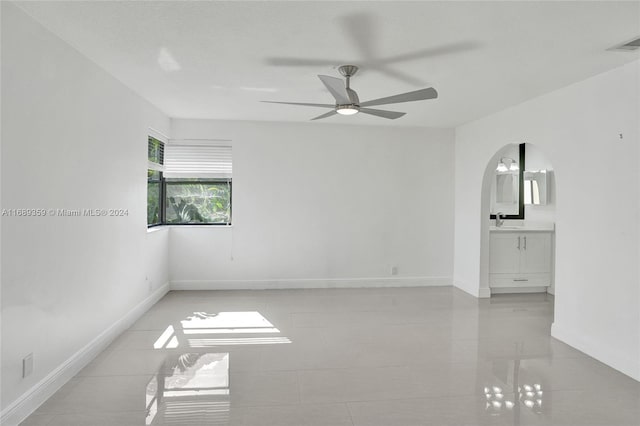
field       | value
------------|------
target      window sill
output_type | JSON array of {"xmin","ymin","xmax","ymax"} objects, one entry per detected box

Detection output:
[
  {"xmin": 166, "ymin": 224, "xmax": 233, "ymax": 228},
  {"xmin": 148, "ymin": 224, "xmax": 232, "ymax": 233},
  {"xmin": 147, "ymin": 226, "xmax": 169, "ymax": 234}
]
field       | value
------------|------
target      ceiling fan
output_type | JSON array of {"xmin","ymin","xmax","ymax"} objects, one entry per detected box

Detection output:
[{"xmin": 262, "ymin": 65, "xmax": 438, "ymax": 120}]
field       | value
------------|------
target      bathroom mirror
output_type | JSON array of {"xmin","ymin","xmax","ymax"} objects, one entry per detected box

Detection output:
[
  {"xmin": 490, "ymin": 143, "xmax": 525, "ymax": 219},
  {"xmin": 495, "ymin": 173, "xmax": 518, "ymax": 204},
  {"xmin": 524, "ymin": 170, "xmax": 548, "ymax": 205}
]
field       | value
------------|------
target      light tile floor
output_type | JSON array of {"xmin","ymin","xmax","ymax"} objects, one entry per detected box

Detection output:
[{"xmin": 21, "ymin": 287, "xmax": 640, "ymax": 426}]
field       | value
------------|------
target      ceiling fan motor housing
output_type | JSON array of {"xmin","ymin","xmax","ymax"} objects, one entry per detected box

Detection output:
[
  {"xmin": 338, "ymin": 65, "xmax": 359, "ymax": 78},
  {"xmin": 339, "ymin": 65, "xmax": 360, "ymax": 110}
]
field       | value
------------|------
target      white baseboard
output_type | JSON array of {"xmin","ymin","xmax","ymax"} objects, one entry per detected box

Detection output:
[
  {"xmin": 478, "ymin": 287, "xmax": 491, "ymax": 298},
  {"xmin": 491, "ymin": 287, "xmax": 547, "ymax": 294},
  {"xmin": 551, "ymin": 321, "xmax": 640, "ymax": 382},
  {"xmin": 453, "ymin": 278, "xmax": 491, "ymax": 299},
  {"xmin": 0, "ymin": 283, "xmax": 170, "ymax": 426},
  {"xmin": 171, "ymin": 276, "xmax": 452, "ymax": 291},
  {"xmin": 453, "ymin": 279, "xmax": 479, "ymax": 297}
]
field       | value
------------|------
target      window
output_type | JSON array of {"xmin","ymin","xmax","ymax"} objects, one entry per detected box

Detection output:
[
  {"xmin": 147, "ymin": 136, "xmax": 165, "ymax": 227},
  {"xmin": 147, "ymin": 169, "xmax": 163, "ymax": 226},
  {"xmin": 165, "ymin": 180, "xmax": 231, "ymax": 224},
  {"xmin": 147, "ymin": 138, "xmax": 232, "ymax": 227},
  {"xmin": 163, "ymin": 142, "xmax": 232, "ymax": 225}
]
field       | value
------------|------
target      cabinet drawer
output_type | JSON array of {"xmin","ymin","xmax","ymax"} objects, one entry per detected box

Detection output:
[{"xmin": 489, "ymin": 273, "xmax": 550, "ymax": 288}]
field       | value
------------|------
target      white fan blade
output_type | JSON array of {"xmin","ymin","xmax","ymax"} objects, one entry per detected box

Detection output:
[
  {"xmin": 380, "ymin": 42, "xmax": 479, "ymax": 65},
  {"xmin": 369, "ymin": 64, "xmax": 426, "ymax": 86},
  {"xmin": 359, "ymin": 108, "xmax": 406, "ymax": 119},
  {"xmin": 261, "ymin": 101, "xmax": 334, "ymax": 108},
  {"xmin": 265, "ymin": 57, "xmax": 341, "ymax": 67},
  {"xmin": 311, "ymin": 110, "xmax": 338, "ymax": 121},
  {"xmin": 318, "ymin": 75, "xmax": 351, "ymax": 104},
  {"xmin": 360, "ymin": 88, "xmax": 438, "ymax": 107}
]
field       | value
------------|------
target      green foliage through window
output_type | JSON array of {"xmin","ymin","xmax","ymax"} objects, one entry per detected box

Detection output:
[
  {"xmin": 147, "ymin": 170, "xmax": 162, "ymax": 226},
  {"xmin": 147, "ymin": 137, "xmax": 164, "ymax": 227},
  {"xmin": 148, "ymin": 136, "xmax": 164, "ymax": 164},
  {"xmin": 165, "ymin": 181, "xmax": 231, "ymax": 224}
]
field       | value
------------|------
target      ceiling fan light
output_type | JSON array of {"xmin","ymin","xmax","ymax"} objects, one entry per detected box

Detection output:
[{"xmin": 336, "ymin": 105, "xmax": 359, "ymax": 115}]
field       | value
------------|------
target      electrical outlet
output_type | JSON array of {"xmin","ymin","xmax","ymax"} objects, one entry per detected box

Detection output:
[
  {"xmin": 391, "ymin": 266, "xmax": 398, "ymax": 276},
  {"xmin": 23, "ymin": 353, "xmax": 33, "ymax": 378}
]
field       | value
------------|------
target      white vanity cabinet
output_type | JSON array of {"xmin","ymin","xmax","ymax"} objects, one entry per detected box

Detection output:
[{"xmin": 489, "ymin": 230, "xmax": 553, "ymax": 289}]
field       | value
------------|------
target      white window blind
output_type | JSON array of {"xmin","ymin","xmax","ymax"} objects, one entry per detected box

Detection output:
[
  {"xmin": 148, "ymin": 161, "xmax": 165, "ymax": 172},
  {"xmin": 164, "ymin": 142, "xmax": 232, "ymax": 179}
]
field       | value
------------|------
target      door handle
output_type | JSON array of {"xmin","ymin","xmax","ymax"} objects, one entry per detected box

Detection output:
[
  {"xmin": 524, "ymin": 236, "xmax": 527, "ymax": 250},
  {"xmin": 517, "ymin": 236, "xmax": 521, "ymax": 250}
]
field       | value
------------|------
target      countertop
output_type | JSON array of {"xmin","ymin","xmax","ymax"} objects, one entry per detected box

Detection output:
[{"xmin": 489, "ymin": 221, "xmax": 555, "ymax": 232}]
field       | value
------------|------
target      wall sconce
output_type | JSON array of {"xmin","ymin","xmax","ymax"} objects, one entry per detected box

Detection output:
[{"xmin": 496, "ymin": 157, "xmax": 519, "ymax": 172}]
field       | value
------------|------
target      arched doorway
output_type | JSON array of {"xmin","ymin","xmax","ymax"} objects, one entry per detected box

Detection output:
[{"xmin": 479, "ymin": 143, "xmax": 557, "ymax": 298}]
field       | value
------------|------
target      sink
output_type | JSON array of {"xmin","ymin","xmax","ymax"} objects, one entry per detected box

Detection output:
[{"xmin": 490, "ymin": 222, "xmax": 555, "ymax": 232}]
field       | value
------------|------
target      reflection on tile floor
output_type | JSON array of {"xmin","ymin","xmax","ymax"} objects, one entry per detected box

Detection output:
[{"xmin": 21, "ymin": 288, "xmax": 640, "ymax": 425}]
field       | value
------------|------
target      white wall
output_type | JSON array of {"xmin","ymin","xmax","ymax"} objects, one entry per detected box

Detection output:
[
  {"xmin": 1, "ymin": 3, "xmax": 170, "ymax": 419},
  {"xmin": 146, "ymin": 228, "xmax": 170, "ymax": 296},
  {"xmin": 169, "ymin": 119, "xmax": 455, "ymax": 289},
  {"xmin": 454, "ymin": 61, "xmax": 640, "ymax": 380}
]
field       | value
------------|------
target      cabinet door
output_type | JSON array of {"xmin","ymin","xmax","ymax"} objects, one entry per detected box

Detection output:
[
  {"xmin": 489, "ymin": 233, "xmax": 521, "ymax": 274},
  {"xmin": 520, "ymin": 233, "xmax": 551, "ymax": 274}
]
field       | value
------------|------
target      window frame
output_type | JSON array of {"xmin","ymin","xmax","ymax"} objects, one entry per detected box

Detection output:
[
  {"xmin": 148, "ymin": 137, "xmax": 233, "ymax": 227},
  {"xmin": 147, "ymin": 169, "xmax": 165, "ymax": 228},
  {"xmin": 147, "ymin": 136, "xmax": 166, "ymax": 228}
]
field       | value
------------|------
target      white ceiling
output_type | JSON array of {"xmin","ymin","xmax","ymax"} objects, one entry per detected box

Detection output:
[{"xmin": 15, "ymin": 1, "xmax": 640, "ymax": 128}]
